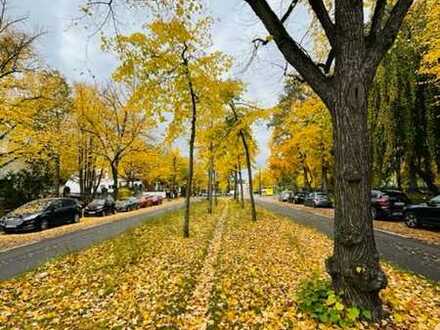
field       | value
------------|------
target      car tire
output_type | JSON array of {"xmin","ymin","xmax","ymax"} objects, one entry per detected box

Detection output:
[
  {"xmin": 40, "ymin": 219, "xmax": 49, "ymax": 231},
  {"xmin": 371, "ymin": 207, "xmax": 377, "ymax": 220},
  {"xmin": 313, "ymin": 202, "xmax": 317, "ymax": 208},
  {"xmin": 405, "ymin": 212, "xmax": 419, "ymax": 228},
  {"xmin": 73, "ymin": 213, "xmax": 80, "ymax": 223}
]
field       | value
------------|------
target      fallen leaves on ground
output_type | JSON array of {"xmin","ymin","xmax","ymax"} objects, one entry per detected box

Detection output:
[
  {"xmin": 0, "ymin": 199, "xmax": 183, "ymax": 252},
  {"xmin": 0, "ymin": 200, "xmax": 438, "ymax": 329},
  {"xmin": 268, "ymin": 197, "xmax": 440, "ymax": 246}
]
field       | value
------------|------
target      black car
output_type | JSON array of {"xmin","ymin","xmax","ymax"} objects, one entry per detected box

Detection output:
[
  {"xmin": 404, "ymin": 195, "xmax": 440, "ymax": 228},
  {"xmin": 0, "ymin": 198, "xmax": 81, "ymax": 233},
  {"xmin": 370, "ymin": 189, "xmax": 410, "ymax": 219},
  {"xmin": 303, "ymin": 192, "xmax": 332, "ymax": 208},
  {"xmin": 292, "ymin": 192, "xmax": 306, "ymax": 204},
  {"xmin": 84, "ymin": 197, "xmax": 115, "ymax": 217},
  {"xmin": 115, "ymin": 197, "xmax": 139, "ymax": 212}
]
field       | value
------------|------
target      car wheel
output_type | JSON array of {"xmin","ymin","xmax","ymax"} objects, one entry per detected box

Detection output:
[
  {"xmin": 371, "ymin": 207, "xmax": 377, "ymax": 220},
  {"xmin": 40, "ymin": 219, "xmax": 49, "ymax": 231},
  {"xmin": 405, "ymin": 212, "xmax": 419, "ymax": 228},
  {"xmin": 313, "ymin": 202, "xmax": 317, "ymax": 208},
  {"xmin": 73, "ymin": 213, "xmax": 80, "ymax": 223}
]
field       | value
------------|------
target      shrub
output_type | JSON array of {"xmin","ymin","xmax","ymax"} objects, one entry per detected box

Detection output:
[{"xmin": 296, "ymin": 276, "xmax": 372, "ymax": 327}]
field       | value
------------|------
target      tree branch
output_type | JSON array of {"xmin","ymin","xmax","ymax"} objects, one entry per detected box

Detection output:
[
  {"xmin": 244, "ymin": 0, "xmax": 333, "ymax": 107},
  {"xmin": 307, "ymin": 0, "xmax": 336, "ymax": 48},
  {"xmin": 317, "ymin": 48, "xmax": 335, "ymax": 75},
  {"xmin": 368, "ymin": 0, "xmax": 387, "ymax": 41},
  {"xmin": 364, "ymin": 0, "xmax": 414, "ymax": 81},
  {"xmin": 280, "ymin": 0, "xmax": 299, "ymax": 23}
]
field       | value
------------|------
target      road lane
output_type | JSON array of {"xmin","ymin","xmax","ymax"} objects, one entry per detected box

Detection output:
[{"xmin": 256, "ymin": 198, "xmax": 440, "ymax": 281}]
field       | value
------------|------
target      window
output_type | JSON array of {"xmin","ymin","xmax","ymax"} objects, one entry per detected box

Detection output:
[
  {"xmin": 62, "ymin": 199, "xmax": 75, "ymax": 207},
  {"xmin": 51, "ymin": 200, "xmax": 63, "ymax": 209}
]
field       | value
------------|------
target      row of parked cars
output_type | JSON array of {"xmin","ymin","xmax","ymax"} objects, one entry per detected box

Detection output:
[
  {"xmin": 278, "ymin": 189, "xmax": 440, "ymax": 229},
  {"xmin": 0, "ymin": 193, "xmax": 164, "ymax": 234},
  {"xmin": 279, "ymin": 191, "xmax": 333, "ymax": 208}
]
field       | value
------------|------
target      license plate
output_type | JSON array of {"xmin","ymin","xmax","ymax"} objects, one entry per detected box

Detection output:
[
  {"xmin": 5, "ymin": 224, "xmax": 17, "ymax": 228},
  {"xmin": 88, "ymin": 211, "xmax": 95, "ymax": 214},
  {"xmin": 394, "ymin": 202, "xmax": 405, "ymax": 206},
  {"xmin": 392, "ymin": 212, "xmax": 403, "ymax": 216}
]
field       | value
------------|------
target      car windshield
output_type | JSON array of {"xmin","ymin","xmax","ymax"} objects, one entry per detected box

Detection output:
[
  {"xmin": 89, "ymin": 199, "xmax": 105, "ymax": 206},
  {"xmin": 431, "ymin": 195, "xmax": 440, "ymax": 203},
  {"xmin": 10, "ymin": 199, "xmax": 52, "ymax": 216}
]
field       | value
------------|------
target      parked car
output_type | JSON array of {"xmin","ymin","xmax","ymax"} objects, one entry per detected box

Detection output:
[
  {"xmin": 370, "ymin": 189, "xmax": 410, "ymax": 219},
  {"xmin": 292, "ymin": 192, "xmax": 306, "ymax": 204},
  {"xmin": 150, "ymin": 195, "xmax": 163, "ymax": 205},
  {"xmin": 303, "ymin": 192, "xmax": 332, "ymax": 208},
  {"xmin": 115, "ymin": 197, "xmax": 139, "ymax": 212},
  {"xmin": 278, "ymin": 191, "xmax": 292, "ymax": 202},
  {"xmin": 138, "ymin": 195, "xmax": 155, "ymax": 208},
  {"xmin": 404, "ymin": 195, "xmax": 440, "ymax": 228},
  {"xmin": 84, "ymin": 197, "xmax": 115, "ymax": 217},
  {"xmin": 0, "ymin": 198, "xmax": 81, "ymax": 233}
]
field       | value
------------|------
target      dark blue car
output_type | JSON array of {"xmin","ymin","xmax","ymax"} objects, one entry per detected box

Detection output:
[
  {"xmin": 0, "ymin": 198, "xmax": 81, "ymax": 233},
  {"xmin": 404, "ymin": 195, "xmax": 440, "ymax": 228}
]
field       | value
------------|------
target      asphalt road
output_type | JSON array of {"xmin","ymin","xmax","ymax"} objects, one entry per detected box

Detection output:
[
  {"xmin": 0, "ymin": 202, "xmax": 185, "ymax": 280},
  {"xmin": 256, "ymin": 198, "xmax": 440, "ymax": 281}
]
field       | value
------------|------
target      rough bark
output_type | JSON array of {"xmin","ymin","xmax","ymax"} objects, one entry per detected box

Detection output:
[{"xmin": 326, "ymin": 72, "xmax": 386, "ymax": 319}]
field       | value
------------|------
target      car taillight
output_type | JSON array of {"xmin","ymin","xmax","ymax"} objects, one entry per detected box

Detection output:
[{"xmin": 377, "ymin": 196, "xmax": 390, "ymax": 207}]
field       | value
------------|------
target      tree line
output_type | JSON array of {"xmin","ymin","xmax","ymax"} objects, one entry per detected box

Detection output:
[{"xmin": 270, "ymin": 1, "xmax": 439, "ymax": 197}]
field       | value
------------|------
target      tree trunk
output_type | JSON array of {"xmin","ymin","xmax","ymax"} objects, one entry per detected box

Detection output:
[
  {"xmin": 183, "ymin": 57, "xmax": 197, "ymax": 238},
  {"xmin": 207, "ymin": 167, "xmax": 213, "ymax": 214},
  {"xmin": 408, "ymin": 160, "xmax": 418, "ymax": 193},
  {"xmin": 326, "ymin": 74, "xmax": 386, "ymax": 319},
  {"xmin": 241, "ymin": 130, "xmax": 257, "ymax": 222},
  {"xmin": 238, "ymin": 158, "xmax": 244, "ymax": 209},
  {"xmin": 213, "ymin": 169, "xmax": 218, "ymax": 206},
  {"xmin": 54, "ymin": 153, "xmax": 61, "ymax": 197},
  {"xmin": 208, "ymin": 142, "xmax": 214, "ymax": 214},
  {"xmin": 233, "ymin": 169, "xmax": 238, "ymax": 201},
  {"xmin": 302, "ymin": 160, "xmax": 311, "ymax": 191},
  {"xmin": 111, "ymin": 160, "xmax": 119, "ymax": 200},
  {"xmin": 172, "ymin": 156, "xmax": 177, "ymax": 199}
]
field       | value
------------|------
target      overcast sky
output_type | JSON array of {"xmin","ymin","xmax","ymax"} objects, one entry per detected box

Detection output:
[{"xmin": 10, "ymin": 0, "xmax": 311, "ymax": 167}]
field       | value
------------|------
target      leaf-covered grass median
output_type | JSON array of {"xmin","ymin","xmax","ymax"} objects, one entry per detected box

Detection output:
[{"xmin": 0, "ymin": 200, "xmax": 438, "ymax": 329}]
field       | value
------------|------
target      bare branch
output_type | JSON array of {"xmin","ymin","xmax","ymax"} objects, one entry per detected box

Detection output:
[
  {"xmin": 369, "ymin": 0, "xmax": 387, "ymax": 40},
  {"xmin": 364, "ymin": 0, "xmax": 414, "ymax": 82},
  {"xmin": 244, "ymin": 0, "xmax": 334, "ymax": 106},
  {"xmin": 280, "ymin": 0, "xmax": 300, "ymax": 23},
  {"xmin": 307, "ymin": 0, "xmax": 336, "ymax": 47}
]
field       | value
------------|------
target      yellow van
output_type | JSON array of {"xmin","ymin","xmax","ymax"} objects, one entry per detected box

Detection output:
[{"xmin": 261, "ymin": 187, "xmax": 274, "ymax": 196}]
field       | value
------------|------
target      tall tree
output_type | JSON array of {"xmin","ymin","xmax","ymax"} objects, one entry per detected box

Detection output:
[
  {"xmin": 110, "ymin": 14, "xmax": 232, "ymax": 237},
  {"xmin": 75, "ymin": 83, "xmax": 152, "ymax": 199},
  {"xmin": 243, "ymin": 0, "xmax": 414, "ymax": 317}
]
